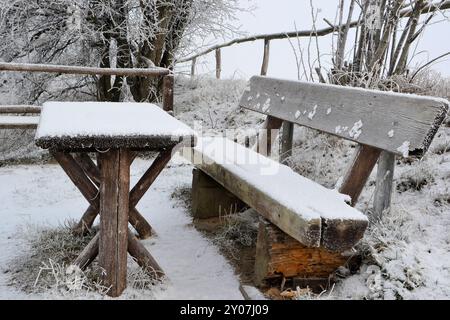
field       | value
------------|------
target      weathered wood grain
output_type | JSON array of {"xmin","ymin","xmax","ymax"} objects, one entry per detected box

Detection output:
[
  {"xmin": 128, "ymin": 232, "xmax": 164, "ymax": 278},
  {"xmin": 192, "ymin": 147, "xmax": 322, "ymax": 248},
  {"xmin": 240, "ymin": 76, "xmax": 449, "ymax": 156},
  {"xmin": 0, "ymin": 62, "xmax": 169, "ymax": 77},
  {"xmin": 74, "ymin": 153, "xmax": 101, "ymax": 185},
  {"xmin": 71, "ymin": 152, "xmax": 152, "ymax": 238},
  {"xmin": 280, "ymin": 121, "xmax": 294, "ymax": 163},
  {"xmin": 129, "ymin": 148, "xmax": 174, "ymax": 207},
  {"xmin": 72, "ymin": 233, "xmax": 99, "ymax": 270},
  {"xmin": 254, "ymin": 219, "xmax": 347, "ymax": 286},
  {"xmin": 162, "ymin": 74, "xmax": 174, "ymax": 112},
  {"xmin": 339, "ymin": 145, "xmax": 381, "ymax": 205},
  {"xmin": 373, "ymin": 151, "xmax": 396, "ymax": 220},
  {"xmin": 253, "ymin": 116, "xmax": 283, "ymax": 156},
  {"xmin": 260, "ymin": 39, "xmax": 270, "ymax": 76},
  {"xmin": 51, "ymin": 152, "xmax": 99, "ymax": 206},
  {"xmin": 0, "ymin": 105, "xmax": 41, "ymax": 114},
  {"xmin": 98, "ymin": 149, "xmax": 129, "ymax": 297}
]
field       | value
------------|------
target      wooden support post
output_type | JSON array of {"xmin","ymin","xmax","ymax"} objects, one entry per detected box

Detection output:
[
  {"xmin": 191, "ymin": 58, "xmax": 196, "ymax": 78},
  {"xmin": 69, "ymin": 152, "xmax": 152, "ymax": 238},
  {"xmin": 191, "ymin": 169, "xmax": 246, "ymax": 219},
  {"xmin": 215, "ymin": 49, "xmax": 222, "ymax": 79},
  {"xmin": 339, "ymin": 145, "xmax": 381, "ymax": 206},
  {"xmin": 128, "ymin": 232, "xmax": 164, "ymax": 278},
  {"xmin": 255, "ymin": 116, "xmax": 283, "ymax": 156},
  {"xmin": 129, "ymin": 149, "xmax": 173, "ymax": 207},
  {"xmin": 260, "ymin": 39, "xmax": 270, "ymax": 76},
  {"xmin": 280, "ymin": 121, "xmax": 294, "ymax": 163},
  {"xmin": 98, "ymin": 149, "xmax": 130, "ymax": 297},
  {"xmin": 162, "ymin": 74, "xmax": 174, "ymax": 113},
  {"xmin": 72, "ymin": 233, "xmax": 99, "ymax": 270},
  {"xmin": 51, "ymin": 152, "xmax": 99, "ymax": 207},
  {"xmin": 73, "ymin": 153, "xmax": 101, "ymax": 185},
  {"xmin": 373, "ymin": 151, "xmax": 396, "ymax": 221},
  {"xmin": 254, "ymin": 219, "xmax": 347, "ymax": 286}
]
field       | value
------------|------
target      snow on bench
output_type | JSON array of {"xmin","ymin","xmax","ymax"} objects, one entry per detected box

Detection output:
[
  {"xmin": 188, "ymin": 136, "xmax": 368, "ymax": 251},
  {"xmin": 35, "ymin": 102, "xmax": 196, "ymax": 150},
  {"xmin": 0, "ymin": 115, "xmax": 40, "ymax": 129}
]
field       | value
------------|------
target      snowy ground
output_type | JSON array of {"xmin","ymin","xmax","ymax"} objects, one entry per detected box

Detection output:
[
  {"xmin": 0, "ymin": 76, "xmax": 449, "ymax": 300},
  {"xmin": 0, "ymin": 157, "xmax": 243, "ymax": 299}
]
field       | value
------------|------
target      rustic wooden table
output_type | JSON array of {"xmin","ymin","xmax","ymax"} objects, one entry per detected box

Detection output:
[{"xmin": 35, "ymin": 102, "xmax": 196, "ymax": 297}]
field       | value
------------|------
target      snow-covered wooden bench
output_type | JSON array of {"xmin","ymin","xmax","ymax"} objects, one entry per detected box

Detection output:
[{"xmin": 187, "ymin": 76, "xmax": 449, "ymax": 286}]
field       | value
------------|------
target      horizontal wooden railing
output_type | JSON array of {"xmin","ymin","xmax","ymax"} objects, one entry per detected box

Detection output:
[
  {"xmin": 0, "ymin": 62, "xmax": 174, "ymax": 130},
  {"xmin": 178, "ymin": 0, "xmax": 450, "ymax": 79}
]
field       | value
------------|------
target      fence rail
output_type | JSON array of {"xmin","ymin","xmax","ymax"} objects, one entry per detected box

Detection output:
[{"xmin": 178, "ymin": 0, "xmax": 450, "ymax": 79}]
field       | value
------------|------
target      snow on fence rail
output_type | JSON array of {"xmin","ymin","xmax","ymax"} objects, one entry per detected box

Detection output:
[
  {"xmin": 0, "ymin": 62, "xmax": 175, "ymax": 120},
  {"xmin": 0, "ymin": 62, "xmax": 170, "ymax": 77}
]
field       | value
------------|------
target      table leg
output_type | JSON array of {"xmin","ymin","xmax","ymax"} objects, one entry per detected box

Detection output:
[
  {"xmin": 98, "ymin": 149, "xmax": 130, "ymax": 297},
  {"xmin": 70, "ymin": 152, "xmax": 153, "ymax": 238}
]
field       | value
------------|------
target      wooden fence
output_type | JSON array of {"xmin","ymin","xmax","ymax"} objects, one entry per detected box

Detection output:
[{"xmin": 178, "ymin": 0, "xmax": 450, "ymax": 79}]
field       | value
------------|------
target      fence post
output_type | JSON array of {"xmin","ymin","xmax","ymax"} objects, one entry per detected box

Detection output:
[
  {"xmin": 191, "ymin": 57, "xmax": 196, "ymax": 78},
  {"xmin": 162, "ymin": 74, "xmax": 174, "ymax": 113},
  {"xmin": 215, "ymin": 49, "xmax": 221, "ymax": 79},
  {"xmin": 280, "ymin": 122, "xmax": 294, "ymax": 163},
  {"xmin": 260, "ymin": 39, "xmax": 270, "ymax": 76}
]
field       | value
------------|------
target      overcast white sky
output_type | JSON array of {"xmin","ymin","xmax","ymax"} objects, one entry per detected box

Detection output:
[{"xmin": 184, "ymin": 0, "xmax": 450, "ymax": 80}]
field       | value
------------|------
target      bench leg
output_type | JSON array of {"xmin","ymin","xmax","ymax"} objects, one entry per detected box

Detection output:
[
  {"xmin": 98, "ymin": 149, "xmax": 130, "ymax": 297},
  {"xmin": 254, "ymin": 218, "xmax": 348, "ymax": 288},
  {"xmin": 373, "ymin": 151, "xmax": 396, "ymax": 221},
  {"xmin": 191, "ymin": 169, "xmax": 246, "ymax": 219}
]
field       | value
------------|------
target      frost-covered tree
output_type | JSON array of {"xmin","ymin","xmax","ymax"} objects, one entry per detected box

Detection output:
[{"xmin": 0, "ymin": 0, "xmax": 242, "ymax": 103}]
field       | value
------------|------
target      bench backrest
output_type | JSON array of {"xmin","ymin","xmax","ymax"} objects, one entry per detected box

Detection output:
[{"xmin": 240, "ymin": 76, "xmax": 449, "ymax": 157}]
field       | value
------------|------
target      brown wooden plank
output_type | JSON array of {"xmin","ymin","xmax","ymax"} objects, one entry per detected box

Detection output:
[
  {"xmin": 74, "ymin": 153, "xmax": 101, "ymax": 185},
  {"xmin": 254, "ymin": 218, "xmax": 347, "ymax": 286},
  {"xmin": 71, "ymin": 152, "xmax": 152, "ymax": 238},
  {"xmin": 339, "ymin": 145, "xmax": 381, "ymax": 206},
  {"xmin": 320, "ymin": 217, "xmax": 368, "ymax": 252},
  {"xmin": 240, "ymin": 76, "xmax": 449, "ymax": 156},
  {"xmin": 72, "ymin": 233, "xmax": 99, "ymax": 270},
  {"xmin": 129, "ymin": 148, "xmax": 173, "ymax": 207},
  {"xmin": 98, "ymin": 149, "xmax": 129, "ymax": 297},
  {"xmin": 162, "ymin": 74, "xmax": 174, "ymax": 112},
  {"xmin": 117, "ymin": 149, "xmax": 131, "ymax": 293},
  {"xmin": 128, "ymin": 232, "xmax": 164, "ymax": 278},
  {"xmin": 191, "ymin": 146, "xmax": 322, "ymax": 248},
  {"xmin": 0, "ymin": 105, "xmax": 41, "ymax": 114},
  {"xmin": 0, "ymin": 62, "xmax": 169, "ymax": 77},
  {"xmin": 51, "ymin": 152, "xmax": 99, "ymax": 205}
]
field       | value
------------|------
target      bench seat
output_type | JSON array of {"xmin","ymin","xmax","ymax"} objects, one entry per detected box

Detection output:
[
  {"xmin": 0, "ymin": 116, "xmax": 40, "ymax": 129},
  {"xmin": 187, "ymin": 137, "xmax": 368, "ymax": 251}
]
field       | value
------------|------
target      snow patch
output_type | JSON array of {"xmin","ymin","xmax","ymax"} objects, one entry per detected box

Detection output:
[
  {"xmin": 388, "ymin": 129, "xmax": 395, "ymax": 138},
  {"xmin": 262, "ymin": 98, "xmax": 271, "ymax": 112},
  {"xmin": 348, "ymin": 120, "xmax": 363, "ymax": 139},
  {"xmin": 397, "ymin": 141, "xmax": 410, "ymax": 157},
  {"xmin": 308, "ymin": 105, "xmax": 318, "ymax": 120},
  {"xmin": 326, "ymin": 108, "xmax": 332, "ymax": 115}
]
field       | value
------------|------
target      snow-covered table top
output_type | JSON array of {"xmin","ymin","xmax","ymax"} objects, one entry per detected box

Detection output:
[{"xmin": 35, "ymin": 102, "xmax": 196, "ymax": 150}]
